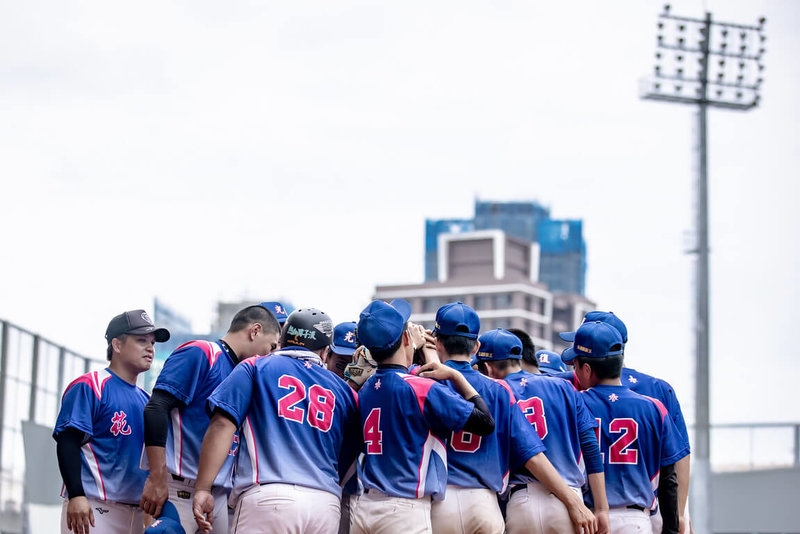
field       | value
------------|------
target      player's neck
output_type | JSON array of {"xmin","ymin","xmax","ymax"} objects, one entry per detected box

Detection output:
[
  {"xmin": 442, "ymin": 353, "xmax": 470, "ymax": 363},
  {"xmin": 597, "ymin": 377, "xmax": 622, "ymax": 386},
  {"xmin": 107, "ymin": 361, "xmax": 140, "ymax": 385}
]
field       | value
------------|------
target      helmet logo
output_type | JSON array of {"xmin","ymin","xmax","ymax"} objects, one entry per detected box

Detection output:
[{"xmin": 286, "ymin": 325, "xmax": 316, "ymax": 341}]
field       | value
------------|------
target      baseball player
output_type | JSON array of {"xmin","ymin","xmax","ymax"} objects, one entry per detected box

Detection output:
[
  {"xmin": 348, "ymin": 299, "xmax": 496, "ymax": 534},
  {"xmin": 328, "ymin": 321, "xmax": 358, "ymax": 380},
  {"xmin": 140, "ymin": 305, "xmax": 281, "ymax": 533},
  {"xmin": 192, "ymin": 308, "xmax": 361, "ymax": 533},
  {"xmin": 477, "ymin": 328, "xmax": 608, "ymax": 534},
  {"xmin": 567, "ymin": 321, "xmax": 685, "ymax": 533},
  {"xmin": 54, "ymin": 309, "xmax": 170, "ymax": 534},
  {"xmin": 536, "ymin": 350, "xmax": 567, "ymax": 375},
  {"xmin": 258, "ymin": 301, "xmax": 288, "ymax": 326},
  {"xmin": 428, "ymin": 305, "xmax": 598, "ymax": 534},
  {"xmin": 559, "ymin": 311, "xmax": 693, "ymax": 532}
]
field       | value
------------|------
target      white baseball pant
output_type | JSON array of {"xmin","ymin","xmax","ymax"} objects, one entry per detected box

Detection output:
[
  {"xmin": 430, "ymin": 485, "xmax": 504, "ymax": 534},
  {"xmin": 505, "ymin": 481, "xmax": 583, "ymax": 534},
  {"xmin": 230, "ymin": 483, "xmax": 340, "ymax": 534},
  {"xmin": 168, "ymin": 475, "xmax": 229, "ymax": 534},
  {"xmin": 609, "ymin": 507, "xmax": 652, "ymax": 533},
  {"xmin": 60, "ymin": 497, "xmax": 143, "ymax": 534},
  {"xmin": 350, "ymin": 489, "xmax": 432, "ymax": 534}
]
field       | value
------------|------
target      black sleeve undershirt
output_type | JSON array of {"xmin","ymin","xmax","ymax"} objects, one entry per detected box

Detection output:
[
  {"xmin": 55, "ymin": 428, "xmax": 88, "ymax": 499},
  {"xmin": 461, "ymin": 395, "xmax": 495, "ymax": 436},
  {"xmin": 658, "ymin": 462, "xmax": 680, "ymax": 534},
  {"xmin": 143, "ymin": 389, "xmax": 183, "ymax": 447}
]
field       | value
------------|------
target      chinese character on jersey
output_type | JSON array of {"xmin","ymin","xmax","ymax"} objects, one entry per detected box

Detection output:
[{"xmin": 110, "ymin": 411, "xmax": 132, "ymax": 436}]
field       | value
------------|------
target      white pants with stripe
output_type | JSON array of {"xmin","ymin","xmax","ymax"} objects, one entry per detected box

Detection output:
[
  {"xmin": 609, "ymin": 507, "xmax": 653, "ymax": 533},
  {"xmin": 167, "ymin": 476, "xmax": 229, "ymax": 534},
  {"xmin": 430, "ymin": 485, "xmax": 504, "ymax": 534},
  {"xmin": 350, "ymin": 489, "xmax": 432, "ymax": 534},
  {"xmin": 60, "ymin": 497, "xmax": 143, "ymax": 534},
  {"xmin": 231, "ymin": 483, "xmax": 340, "ymax": 534},
  {"xmin": 505, "ymin": 481, "xmax": 583, "ymax": 534}
]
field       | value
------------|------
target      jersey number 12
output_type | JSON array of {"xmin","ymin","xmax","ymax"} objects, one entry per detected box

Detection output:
[{"xmin": 594, "ymin": 418, "xmax": 639, "ymax": 464}]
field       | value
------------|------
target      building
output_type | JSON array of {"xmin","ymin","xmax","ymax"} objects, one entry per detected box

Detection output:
[
  {"xmin": 425, "ymin": 200, "xmax": 587, "ymax": 295},
  {"xmin": 377, "ymin": 229, "xmax": 593, "ymax": 352}
]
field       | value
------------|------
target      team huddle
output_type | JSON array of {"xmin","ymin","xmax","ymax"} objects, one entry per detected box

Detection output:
[{"xmin": 53, "ymin": 300, "xmax": 692, "ymax": 534}]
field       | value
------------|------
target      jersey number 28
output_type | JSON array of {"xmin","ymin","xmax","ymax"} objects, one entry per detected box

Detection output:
[{"xmin": 277, "ymin": 375, "xmax": 336, "ymax": 432}]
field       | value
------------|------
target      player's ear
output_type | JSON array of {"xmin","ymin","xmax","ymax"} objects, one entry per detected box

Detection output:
[
  {"xmin": 470, "ymin": 340, "xmax": 481, "ymax": 356},
  {"xmin": 111, "ymin": 337, "xmax": 123, "ymax": 355},
  {"xmin": 249, "ymin": 322, "xmax": 261, "ymax": 341}
]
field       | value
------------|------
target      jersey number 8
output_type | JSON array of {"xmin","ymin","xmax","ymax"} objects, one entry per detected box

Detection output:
[{"xmin": 277, "ymin": 374, "xmax": 336, "ymax": 432}]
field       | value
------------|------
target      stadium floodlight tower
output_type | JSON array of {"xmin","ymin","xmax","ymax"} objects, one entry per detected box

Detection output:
[{"xmin": 640, "ymin": 4, "xmax": 766, "ymax": 533}]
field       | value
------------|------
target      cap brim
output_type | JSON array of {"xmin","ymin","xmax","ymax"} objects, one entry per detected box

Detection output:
[
  {"xmin": 330, "ymin": 344, "xmax": 356, "ymax": 356},
  {"xmin": 390, "ymin": 299, "xmax": 412, "ymax": 322},
  {"xmin": 127, "ymin": 326, "xmax": 170, "ymax": 343},
  {"xmin": 561, "ymin": 347, "xmax": 577, "ymax": 363},
  {"xmin": 559, "ymin": 331, "xmax": 576, "ymax": 342}
]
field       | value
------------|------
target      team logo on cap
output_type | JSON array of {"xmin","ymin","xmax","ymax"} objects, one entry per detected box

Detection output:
[
  {"xmin": 538, "ymin": 353, "xmax": 551, "ymax": 364},
  {"xmin": 344, "ymin": 331, "xmax": 356, "ymax": 343},
  {"xmin": 274, "ymin": 305, "xmax": 286, "ymax": 315},
  {"xmin": 141, "ymin": 311, "xmax": 153, "ymax": 325},
  {"xmin": 576, "ymin": 345, "xmax": 591, "ymax": 354}
]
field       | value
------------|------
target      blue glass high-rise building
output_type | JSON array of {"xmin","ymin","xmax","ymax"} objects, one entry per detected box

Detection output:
[{"xmin": 425, "ymin": 200, "xmax": 586, "ymax": 295}]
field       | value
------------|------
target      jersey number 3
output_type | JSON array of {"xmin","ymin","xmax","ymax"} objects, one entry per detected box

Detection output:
[
  {"xmin": 277, "ymin": 375, "xmax": 336, "ymax": 432},
  {"xmin": 595, "ymin": 418, "xmax": 639, "ymax": 464},
  {"xmin": 518, "ymin": 397, "xmax": 548, "ymax": 439}
]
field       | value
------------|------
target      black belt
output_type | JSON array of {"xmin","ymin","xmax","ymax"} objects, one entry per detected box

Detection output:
[
  {"xmin": 171, "ymin": 474, "xmax": 185, "ymax": 482},
  {"xmin": 509, "ymin": 485, "xmax": 526, "ymax": 497},
  {"xmin": 627, "ymin": 504, "xmax": 646, "ymax": 511}
]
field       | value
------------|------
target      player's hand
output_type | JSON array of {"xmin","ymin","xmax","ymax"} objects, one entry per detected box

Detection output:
[
  {"xmin": 679, "ymin": 514, "xmax": 686, "ymax": 534},
  {"xmin": 595, "ymin": 508, "xmax": 610, "ymax": 534},
  {"xmin": 416, "ymin": 360, "xmax": 456, "ymax": 381},
  {"xmin": 344, "ymin": 346, "xmax": 377, "ymax": 388},
  {"xmin": 407, "ymin": 323, "xmax": 426, "ymax": 350},
  {"xmin": 566, "ymin": 497, "xmax": 597, "ymax": 534},
  {"xmin": 193, "ymin": 489, "xmax": 215, "ymax": 533},
  {"xmin": 66, "ymin": 496, "xmax": 94, "ymax": 534},
  {"xmin": 140, "ymin": 471, "xmax": 168, "ymax": 517}
]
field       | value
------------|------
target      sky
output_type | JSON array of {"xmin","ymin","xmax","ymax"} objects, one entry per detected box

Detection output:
[{"xmin": 1, "ymin": 0, "xmax": 798, "ymax": 438}]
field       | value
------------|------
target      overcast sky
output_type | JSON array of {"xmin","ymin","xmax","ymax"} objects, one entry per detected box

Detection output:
[{"xmin": 1, "ymin": 0, "xmax": 798, "ymax": 434}]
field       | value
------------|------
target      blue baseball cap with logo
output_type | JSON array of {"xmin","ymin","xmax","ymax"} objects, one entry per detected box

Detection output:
[
  {"xmin": 562, "ymin": 321, "xmax": 624, "ymax": 363},
  {"xmin": 536, "ymin": 350, "xmax": 567, "ymax": 374},
  {"xmin": 260, "ymin": 301, "xmax": 289, "ymax": 325},
  {"xmin": 330, "ymin": 321, "xmax": 358, "ymax": 356},
  {"xmin": 433, "ymin": 302, "xmax": 480, "ymax": 339},
  {"xmin": 144, "ymin": 500, "xmax": 185, "ymax": 534},
  {"xmin": 476, "ymin": 329, "xmax": 523, "ymax": 361},
  {"xmin": 357, "ymin": 299, "xmax": 412, "ymax": 352},
  {"xmin": 559, "ymin": 311, "xmax": 628, "ymax": 344}
]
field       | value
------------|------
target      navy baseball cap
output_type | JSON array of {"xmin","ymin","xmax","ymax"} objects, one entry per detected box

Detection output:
[
  {"xmin": 330, "ymin": 321, "xmax": 358, "ymax": 356},
  {"xmin": 476, "ymin": 329, "xmax": 522, "ymax": 361},
  {"xmin": 433, "ymin": 302, "xmax": 480, "ymax": 339},
  {"xmin": 536, "ymin": 350, "xmax": 566, "ymax": 374},
  {"xmin": 562, "ymin": 321, "xmax": 624, "ymax": 363},
  {"xmin": 559, "ymin": 311, "xmax": 628, "ymax": 344},
  {"xmin": 144, "ymin": 500, "xmax": 185, "ymax": 534},
  {"xmin": 260, "ymin": 301, "xmax": 289, "ymax": 325},
  {"xmin": 357, "ymin": 299, "xmax": 411, "ymax": 352},
  {"xmin": 105, "ymin": 310, "xmax": 170, "ymax": 343}
]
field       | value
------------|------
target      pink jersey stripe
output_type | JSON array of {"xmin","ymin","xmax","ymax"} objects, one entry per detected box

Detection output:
[
  {"xmin": 398, "ymin": 374, "xmax": 435, "ymax": 416},
  {"xmin": 83, "ymin": 442, "xmax": 106, "ymax": 500}
]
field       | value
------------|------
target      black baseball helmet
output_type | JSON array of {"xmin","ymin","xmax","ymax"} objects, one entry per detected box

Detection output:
[{"xmin": 281, "ymin": 308, "xmax": 334, "ymax": 351}]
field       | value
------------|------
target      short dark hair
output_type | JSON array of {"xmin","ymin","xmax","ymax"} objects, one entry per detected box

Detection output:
[
  {"xmin": 368, "ymin": 323, "xmax": 407, "ymax": 363},
  {"xmin": 229, "ymin": 305, "xmax": 281, "ymax": 335},
  {"xmin": 106, "ymin": 334, "xmax": 128, "ymax": 361},
  {"xmin": 436, "ymin": 333, "xmax": 477, "ymax": 358},
  {"xmin": 487, "ymin": 359, "xmax": 519, "ymax": 373},
  {"xmin": 575, "ymin": 354, "xmax": 623, "ymax": 380},
  {"xmin": 507, "ymin": 328, "xmax": 537, "ymax": 367},
  {"xmin": 474, "ymin": 360, "xmax": 488, "ymax": 375}
]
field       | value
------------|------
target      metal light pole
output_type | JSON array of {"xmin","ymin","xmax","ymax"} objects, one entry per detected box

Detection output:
[{"xmin": 640, "ymin": 4, "xmax": 766, "ymax": 533}]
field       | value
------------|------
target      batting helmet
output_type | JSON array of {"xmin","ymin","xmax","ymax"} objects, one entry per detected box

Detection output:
[{"xmin": 281, "ymin": 308, "xmax": 334, "ymax": 351}]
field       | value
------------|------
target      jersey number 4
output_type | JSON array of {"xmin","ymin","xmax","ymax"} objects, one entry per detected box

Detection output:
[
  {"xmin": 277, "ymin": 375, "xmax": 336, "ymax": 432},
  {"xmin": 594, "ymin": 418, "xmax": 639, "ymax": 464},
  {"xmin": 364, "ymin": 408, "xmax": 383, "ymax": 454}
]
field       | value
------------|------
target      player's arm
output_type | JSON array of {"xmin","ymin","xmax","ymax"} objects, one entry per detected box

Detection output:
[
  {"xmin": 579, "ymin": 424, "xmax": 609, "ymax": 534},
  {"xmin": 55, "ymin": 428, "xmax": 94, "ymax": 534},
  {"xmin": 676, "ymin": 454, "xmax": 690, "ymax": 533},
  {"xmin": 524, "ymin": 452, "xmax": 598, "ymax": 534},
  {"xmin": 658, "ymin": 462, "xmax": 680, "ymax": 534},
  {"xmin": 193, "ymin": 410, "xmax": 238, "ymax": 533},
  {"xmin": 417, "ymin": 360, "xmax": 495, "ymax": 435},
  {"xmin": 140, "ymin": 389, "xmax": 183, "ymax": 517}
]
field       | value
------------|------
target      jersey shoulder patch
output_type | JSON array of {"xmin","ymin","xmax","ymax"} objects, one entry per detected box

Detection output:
[
  {"xmin": 398, "ymin": 373, "xmax": 437, "ymax": 415},
  {"xmin": 63, "ymin": 369, "xmax": 112, "ymax": 400},
  {"xmin": 642, "ymin": 395, "xmax": 669, "ymax": 420}
]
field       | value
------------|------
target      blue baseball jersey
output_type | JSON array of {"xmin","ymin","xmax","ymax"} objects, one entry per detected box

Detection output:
[
  {"xmin": 556, "ymin": 368, "xmax": 692, "ymax": 454},
  {"xmin": 54, "ymin": 368, "xmax": 150, "ymax": 504},
  {"xmin": 151, "ymin": 340, "xmax": 239, "ymax": 488},
  {"xmin": 357, "ymin": 366, "xmax": 475, "ymax": 500},
  {"xmin": 441, "ymin": 361, "xmax": 544, "ymax": 493},
  {"xmin": 207, "ymin": 347, "xmax": 361, "ymax": 501},
  {"xmin": 580, "ymin": 385, "xmax": 687, "ymax": 510},
  {"xmin": 504, "ymin": 370, "xmax": 597, "ymax": 488}
]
